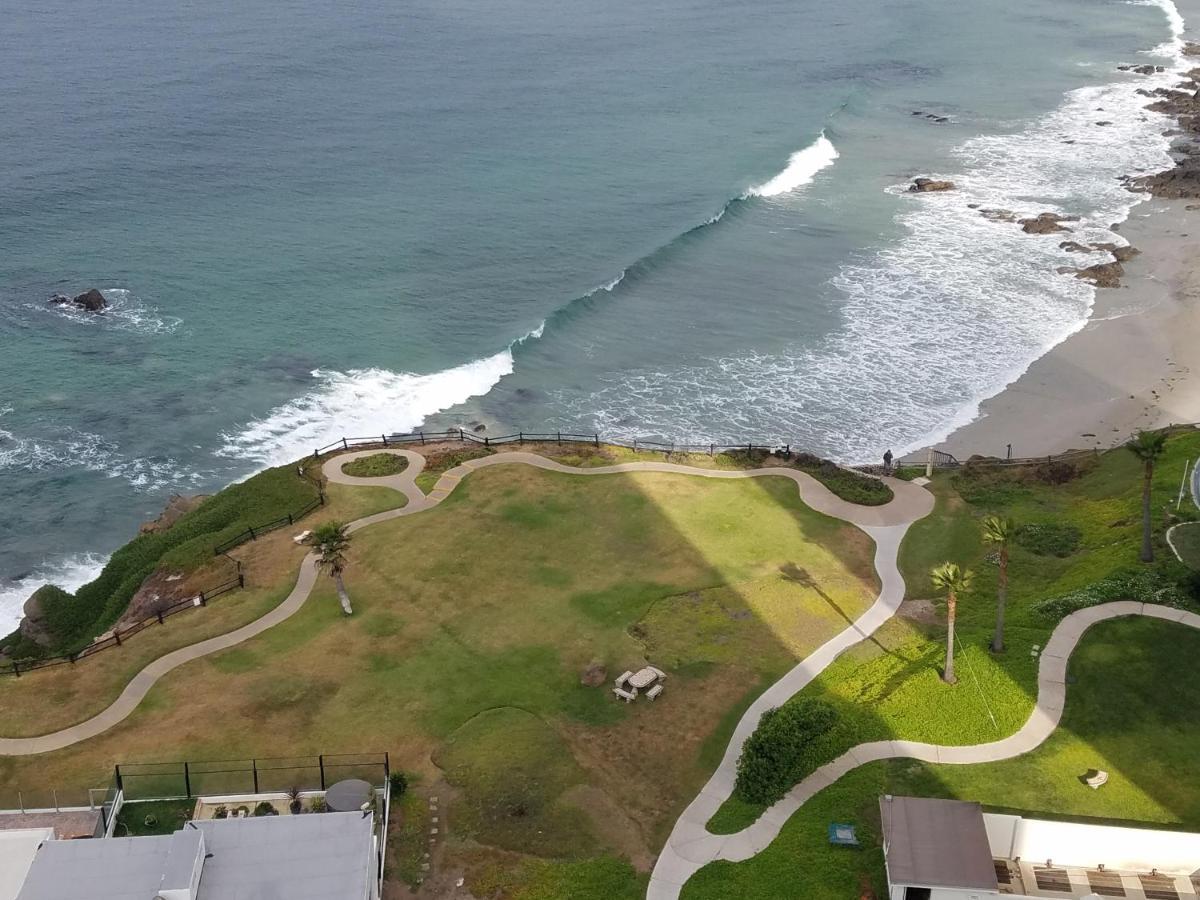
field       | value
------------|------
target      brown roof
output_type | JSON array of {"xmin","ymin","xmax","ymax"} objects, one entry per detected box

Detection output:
[
  {"xmin": 0, "ymin": 809, "xmax": 102, "ymax": 839},
  {"xmin": 879, "ymin": 796, "xmax": 999, "ymax": 891}
]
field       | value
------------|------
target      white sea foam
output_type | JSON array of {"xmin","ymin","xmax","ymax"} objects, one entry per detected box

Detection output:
[
  {"xmin": 567, "ymin": 2, "xmax": 1186, "ymax": 462},
  {"xmin": 218, "ymin": 350, "xmax": 515, "ymax": 466},
  {"xmin": 0, "ymin": 407, "xmax": 205, "ymax": 490},
  {"xmin": 37, "ymin": 288, "xmax": 183, "ymax": 335},
  {"xmin": 0, "ymin": 553, "xmax": 108, "ymax": 636},
  {"xmin": 746, "ymin": 132, "xmax": 839, "ymax": 198}
]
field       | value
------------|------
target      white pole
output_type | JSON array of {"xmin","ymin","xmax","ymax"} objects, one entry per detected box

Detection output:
[
  {"xmin": 925, "ymin": 448, "xmax": 933, "ymax": 479},
  {"xmin": 1178, "ymin": 459, "xmax": 1192, "ymax": 508}
]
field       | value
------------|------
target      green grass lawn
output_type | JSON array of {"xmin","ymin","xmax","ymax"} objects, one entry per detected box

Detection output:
[
  {"xmin": 116, "ymin": 798, "xmax": 196, "ymax": 836},
  {"xmin": 708, "ymin": 430, "xmax": 1200, "ymax": 832},
  {"xmin": 1170, "ymin": 521, "xmax": 1200, "ymax": 569},
  {"xmin": 340, "ymin": 452, "xmax": 408, "ymax": 477},
  {"xmin": 0, "ymin": 463, "xmax": 877, "ymax": 897},
  {"xmin": 686, "ymin": 617, "xmax": 1200, "ymax": 898}
]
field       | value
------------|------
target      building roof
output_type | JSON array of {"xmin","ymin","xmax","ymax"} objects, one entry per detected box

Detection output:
[
  {"xmin": 16, "ymin": 811, "xmax": 374, "ymax": 900},
  {"xmin": 192, "ymin": 810, "xmax": 375, "ymax": 899},
  {"xmin": 0, "ymin": 829, "xmax": 53, "ymax": 900},
  {"xmin": 879, "ymin": 795, "xmax": 999, "ymax": 892}
]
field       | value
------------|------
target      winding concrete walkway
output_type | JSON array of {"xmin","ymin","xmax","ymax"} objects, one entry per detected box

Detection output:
[
  {"xmin": 648, "ymin": 599, "xmax": 1200, "ymax": 899},
  {"xmin": 0, "ymin": 449, "xmax": 929, "ymax": 756}
]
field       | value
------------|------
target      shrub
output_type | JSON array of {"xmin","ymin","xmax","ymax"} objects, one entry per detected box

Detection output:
[
  {"xmin": 234, "ymin": 805, "xmax": 251, "ymax": 817},
  {"xmin": 341, "ymin": 453, "xmax": 407, "ymax": 478},
  {"xmin": 309, "ymin": 796, "xmax": 328, "ymax": 813},
  {"xmin": 734, "ymin": 699, "xmax": 838, "ymax": 806},
  {"xmin": 253, "ymin": 801, "xmax": 278, "ymax": 817},
  {"xmin": 790, "ymin": 454, "xmax": 893, "ymax": 506},
  {"xmin": 1032, "ymin": 569, "xmax": 1190, "ymax": 619},
  {"xmin": 389, "ymin": 771, "xmax": 408, "ymax": 798},
  {"xmin": 1014, "ymin": 522, "xmax": 1082, "ymax": 557},
  {"xmin": 212, "ymin": 805, "xmax": 228, "ymax": 819}
]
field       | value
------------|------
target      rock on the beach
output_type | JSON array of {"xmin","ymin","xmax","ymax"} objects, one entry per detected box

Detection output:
[
  {"xmin": 49, "ymin": 288, "xmax": 107, "ymax": 312},
  {"xmin": 1018, "ymin": 212, "xmax": 1076, "ymax": 235},
  {"xmin": 1092, "ymin": 242, "xmax": 1141, "ymax": 263},
  {"xmin": 1075, "ymin": 261, "xmax": 1125, "ymax": 288},
  {"xmin": 908, "ymin": 177, "xmax": 955, "ymax": 193},
  {"xmin": 18, "ymin": 586, "xmax": 66, "ymax": 648},
  {"xmin": 1130, "ymin": 156, "xmax": 1200, "ymax": 199}
]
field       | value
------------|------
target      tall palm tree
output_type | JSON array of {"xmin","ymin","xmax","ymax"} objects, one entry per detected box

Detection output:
[
  {"xmin": 981, "ymin": 516, "xmax": 1014, "ymax": 653},
  {"xmin": 1126, "ymin": 430, "xmax": 1168, "ymax": 563},
  {"xmin": 930, "ymin": 562, "xmax": 973, "ymax": 685},
  {"xmin": 309, "ymin": 521, "xmax": 354, "ymax": 615}
]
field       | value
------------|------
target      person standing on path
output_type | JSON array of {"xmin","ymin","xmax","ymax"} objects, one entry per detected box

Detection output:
[{"xmin": 883, "ymin": 449, "xmax": 893, "ymax": 471}]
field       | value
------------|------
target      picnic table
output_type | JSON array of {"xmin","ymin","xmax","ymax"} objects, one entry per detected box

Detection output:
[{"xmin": 627, "ymin": 667, "xmax": 659, "ymax": 690}]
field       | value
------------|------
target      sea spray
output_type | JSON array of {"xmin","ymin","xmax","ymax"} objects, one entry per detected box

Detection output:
[{"xmin": 746, "ymin": 132, "xmax": 840, "ymax": 198}]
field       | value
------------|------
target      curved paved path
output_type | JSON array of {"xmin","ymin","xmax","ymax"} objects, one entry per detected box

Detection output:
[
  {"xmin": 0, "ymin": 449, "xmax": 929, "ymax": 755},
  {"xmin": 647, "ymin": 600, "xmax": 1200, "ymax": 899}
]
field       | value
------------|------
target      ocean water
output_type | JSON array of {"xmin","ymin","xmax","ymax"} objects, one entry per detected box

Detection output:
[{"xmin": 0, "ymin": 0, "xmax": 1189, "ymax": 631}]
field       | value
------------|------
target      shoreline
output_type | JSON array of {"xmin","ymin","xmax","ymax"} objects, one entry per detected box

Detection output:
[{"xmin": 933, "ymin": 6, "xmax": 1200, "ymax": 462}]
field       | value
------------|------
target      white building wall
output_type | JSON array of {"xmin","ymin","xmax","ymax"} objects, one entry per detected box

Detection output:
[{"xmin": 984, "ymin": 812, "xmax": 1200, "ymax": 875}]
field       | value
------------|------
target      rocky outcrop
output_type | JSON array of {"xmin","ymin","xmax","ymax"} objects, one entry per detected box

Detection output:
[
  {"xmin": 908, "ymin": 178, "xmax": 955, "ymax": 193},
  {"xmin": 140, "ymin": 494, "xmax": 208, "ymax": 534},
  {"xmin": 1118, "ymin": 64, "xmax": 1166, "ymax": 74},
  {"xmin": 1129, "ymin": 155, "xmax": 1200, "ymax": 199},
  {"xmin": 48, "ymin": 288, "xmax": 107, "ymax": 312},
  {"xmin": 979, "ymin": 208, "xmax": 1016, "ymax": 223},
  {"xmin": 116, "ymin": 569, "xmax": 192, "ymax": 630},
  {"xmin": 1075, "ymin": 261, "xmax": 1125, "ymax": 288},
  {"xmin": 18, "ymin": 586, "xmax": 70, "ymax": 648},
  {"xmin": 1059, "ymin": 240, "xmax": 1093, "ymax": 253},
  {"xmin": 1059, "ymin": 240, "xmax": 1140, "ymax": 261},
  {"xmin": 1019, "ymin": 212, "xmax": 1077, "ymax": 234}
]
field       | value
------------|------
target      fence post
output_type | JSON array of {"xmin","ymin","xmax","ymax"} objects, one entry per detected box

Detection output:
[
  {"xmin": 925, "ymin": 448, "xmax": 933, "ymax": 478},
  {"xmin": 319, "ymin": 492, "xmax": 326, "ymax": 506},
  {"xmin": 519, "ymin": 431, "xmax": 524, "ymax": 444},
  {"xmin": 343, "ymin": 438, "xmax": 349, "ymax": 450},
  {"xmin": 249, "ymin": 526, "xmax": 257, "ymax": 541},
  {"xmin": 238, "ymin": 573, "xmax": 245, "ymax": 588},
  {"xmin": 710, "ymin": 444, "xmax": 714, "ymax": 456},
  {"xmin": 594, "ymin": 434, "xmax": 599, "ymax": 448},
  {"xmin": 114, "ymin": 630, "xmax": 121, "ymax": 646},
  {"xmin": 287, "ymin": 513, "xmax": 293, "ymax": 526},
  {"xmin": 68, "ymin": 653, "xmax": 75, "ymax": 665},
  {"xmin": 157, "ymin": 610, "xmax": 165, "ymax": 625},
  {"xmin": 459, "ymin": 429, "xmax": 465, "ymax": 443},
  {"xmin": 318, "ymin": 755, "xmax": 326, "ymax": 790},
  {"xmin": 11, "ymin": 660, "xmax": 18, "ymax": 677},
  {"xmin": 313, "ymin": 449, "xmax": 319, "ymax": 460},
  {"xmin": 184, "ymin": 762, "xmax": 192, "ymax": 799},
  {"xmin": 199, "ymin": 592, "xmax": 207, "ymax": 607},
  {"xmin": 484, "ymin": 436, "xmax": 490, "ymax": 446},
  {"xmin": 420, "ymin": 432, "xmax": 426, "ymax": 445},
  {"xmin": 382, "ymin": 434, "xmax": 388, "ymax": 446},
  {"xmin": 557, "ymin": 432, "xmax": 562, "ymax": 444},
  {"xmin": 252, "ymin": 759, "xmax": 259, "ymax": 794}
]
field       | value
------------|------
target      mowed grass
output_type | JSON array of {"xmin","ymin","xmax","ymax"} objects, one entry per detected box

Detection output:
[
  {"xmin": 340, "ymin": 453, "xmax": 408, "ymax": 478},
  {"xmin": 0, "ymin": 463, "xmax": 877, "ymax": 895},
  {"xmin": 686, "ymin": 618, "xmax": 1200, "ymax": 899},
  {"xmin": 707, "ymin": 430, "xmax": 1200, "ymax": 832},
  {"xmin": 0, "ymin": 480, "xmax": 405, "ymax": 737}
]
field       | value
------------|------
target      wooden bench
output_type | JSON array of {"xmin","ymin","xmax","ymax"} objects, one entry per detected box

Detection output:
[{"xmin": 646, "ymin": 684, "xmax": 664, "ymax": 701}]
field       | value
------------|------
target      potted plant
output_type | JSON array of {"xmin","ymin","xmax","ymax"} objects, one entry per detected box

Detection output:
[
  {"xmin": 213, "ymin": 805, "xmax": 229, "ymax": 820},
  {"xmin": 287, "ymin": 786, "xmax": 303, "ymax": 815}
]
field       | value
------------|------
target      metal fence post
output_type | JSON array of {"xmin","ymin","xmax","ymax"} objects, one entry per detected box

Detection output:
[
  {"xmin": 420, "ymin": 432, "xmax": 426, "ymax": 445},
  {"xmin": 184, "ymin": 763, "xmax": 192, "ymax": 799},
  {"xmin": 252, "ymin": 759, "xmax": 259, "ymax": 794},
  {"xmin": 343, "ymin": 438, "xmax": 349, "ymax": 450},
  {"xmin": 594, "ymin": 434, "xmax": 599, "ymax": 447},
  {"xmin": 484, "ymin": 436, "xmax": 490, "ymax": 446},
  {"xmin": 318, "ymin": 755, "xmax": 326, "ymax": 790},
  {"xmin": 459, "ymin": 429, "xmax": 464, "ymax": 443},
  {"xmin": 519, "ymin": 431, "xmax": 524, "ymax": 444}
]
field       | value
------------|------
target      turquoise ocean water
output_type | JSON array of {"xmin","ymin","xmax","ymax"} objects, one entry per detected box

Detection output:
[{"xmin": 0, "ymin": 0, "xmax": 1189, "ymax": 629}]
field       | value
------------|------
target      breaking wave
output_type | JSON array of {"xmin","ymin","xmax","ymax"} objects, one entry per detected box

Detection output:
[
  {"xmin": 0, "ymin": 553, "xmax": 108, "ymax": 636},
  {"xmin": 745, "ymin": 133, "xmax": 840, "ymax": 198}
]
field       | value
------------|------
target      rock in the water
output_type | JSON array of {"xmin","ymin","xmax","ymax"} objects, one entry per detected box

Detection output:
[
  {"xmin": 980, "ymin": 208, "xmax": 1016, "ymax": 223},
  {"xmin": 1075, "ymin": 261, "xmax": 1125, "ymax": 288},
  {"xmin": 49, "ymin": 288, "xmax": 107, "ymax": 312},
  {"xmin": 1059, "ymin": 241, "xmax": 1094, "ymax": 253},
  {"xmin": 140, "ymin": 494, "xmax": 208, "ymax": 534},
  {"xmin": 1118, "ymin": 64, "xmax": 1165, "ymax": 75},
  {"xmin": 1018, "ymin": 212, "xmax": 1076, "ymax": 235},
  {"xmin": 908, "ymin": 177, "xmax": 955, "ymax": 193},
  {"xmin": 19, "ymin": 585, "xmax": 70, "ymax": 648},
  {"xmin": 580, "ymin": 661, "xmax": 608, "ymax": 687}
]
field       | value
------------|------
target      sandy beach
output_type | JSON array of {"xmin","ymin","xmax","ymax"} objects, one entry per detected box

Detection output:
[{"xmin": 934, "ymin": 5, "xmax": 1200, "ymax": 462}]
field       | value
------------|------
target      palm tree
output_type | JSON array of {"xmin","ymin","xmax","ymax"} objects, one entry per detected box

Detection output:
[
  {"xmin": 981, "ymin": 516, "xmax": 1014, "ymax": 653},
  {"xmin": 930, "ymin": 562, "xmax": 973, "ymax": 684},
  {"xmin": 309, "ymin": 521, "xmax": 353, "ymax": 615},
  {"xmin": 1126, "ymin": 430, "xmax": 1168, "ymax": 563}
]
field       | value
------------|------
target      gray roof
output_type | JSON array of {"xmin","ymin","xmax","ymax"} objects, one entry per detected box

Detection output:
[
  {"xmin": 879, "ymin": 796, "xmax": 999, "ymax": 891},
  {"xmin": 192, "ymin": 811, "xmax": 374, "ymax": 899},
  {"xmin": 17, "ymin": 811, "xmax": 374, "ymax": 900}
]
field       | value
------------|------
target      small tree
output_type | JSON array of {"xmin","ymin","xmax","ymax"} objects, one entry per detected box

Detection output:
[
  {"xmin": 1126, "ymin": 430, "xmax": 1167, "ymax": 563},
  {"xmin": 930, "ymin": 562, "xmax": 973, "ymax": 685},
  {"xmin": 981, "ymin": 516, "xmax": 1014, "ymax": 653},
  {"xmin": 309, "ymin": 521, "xmax": 354, "ymax": 615}
]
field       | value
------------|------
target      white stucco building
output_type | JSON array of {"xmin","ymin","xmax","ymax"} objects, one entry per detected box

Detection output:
[{"xmin": 881, "ymin": 795, "xmax": 1200, "ymax": 900}]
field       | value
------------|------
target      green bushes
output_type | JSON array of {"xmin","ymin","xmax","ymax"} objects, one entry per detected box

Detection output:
[
  {"xmin": 1014, "ymin": 522, "xmax": 1082, "ymax": 557},
  {"xmin": 1, "ymin": 464, "xmax": 321, "ymax": 658},
  {"xmin": 734, "ymin": 699, "xmax": 838, "ymax": 805},
  {"xmin": 791, "ymin": 455, "xmax": 893, "ymax": 506},
  {"xmin": 341, "ymin": 453, "xmax": 407, "ymax": 478},
  {"xmin": 1032, "ymin": 569, "xmax": 1190, "ymax": 619}
]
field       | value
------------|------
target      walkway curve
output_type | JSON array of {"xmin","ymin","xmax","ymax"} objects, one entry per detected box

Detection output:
[
  {"xmin": 647, "ymin": 600, "xmax": 1200, "ymax": 899},
  {"xmin": 0, "ymin": 449, "xmax": 930, "ymax": 755}
]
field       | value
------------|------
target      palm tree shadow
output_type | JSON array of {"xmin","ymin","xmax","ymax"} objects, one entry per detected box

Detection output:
[{"xmin": 779, "ymin": 562, "xmax": 901, "ymax": 660}]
